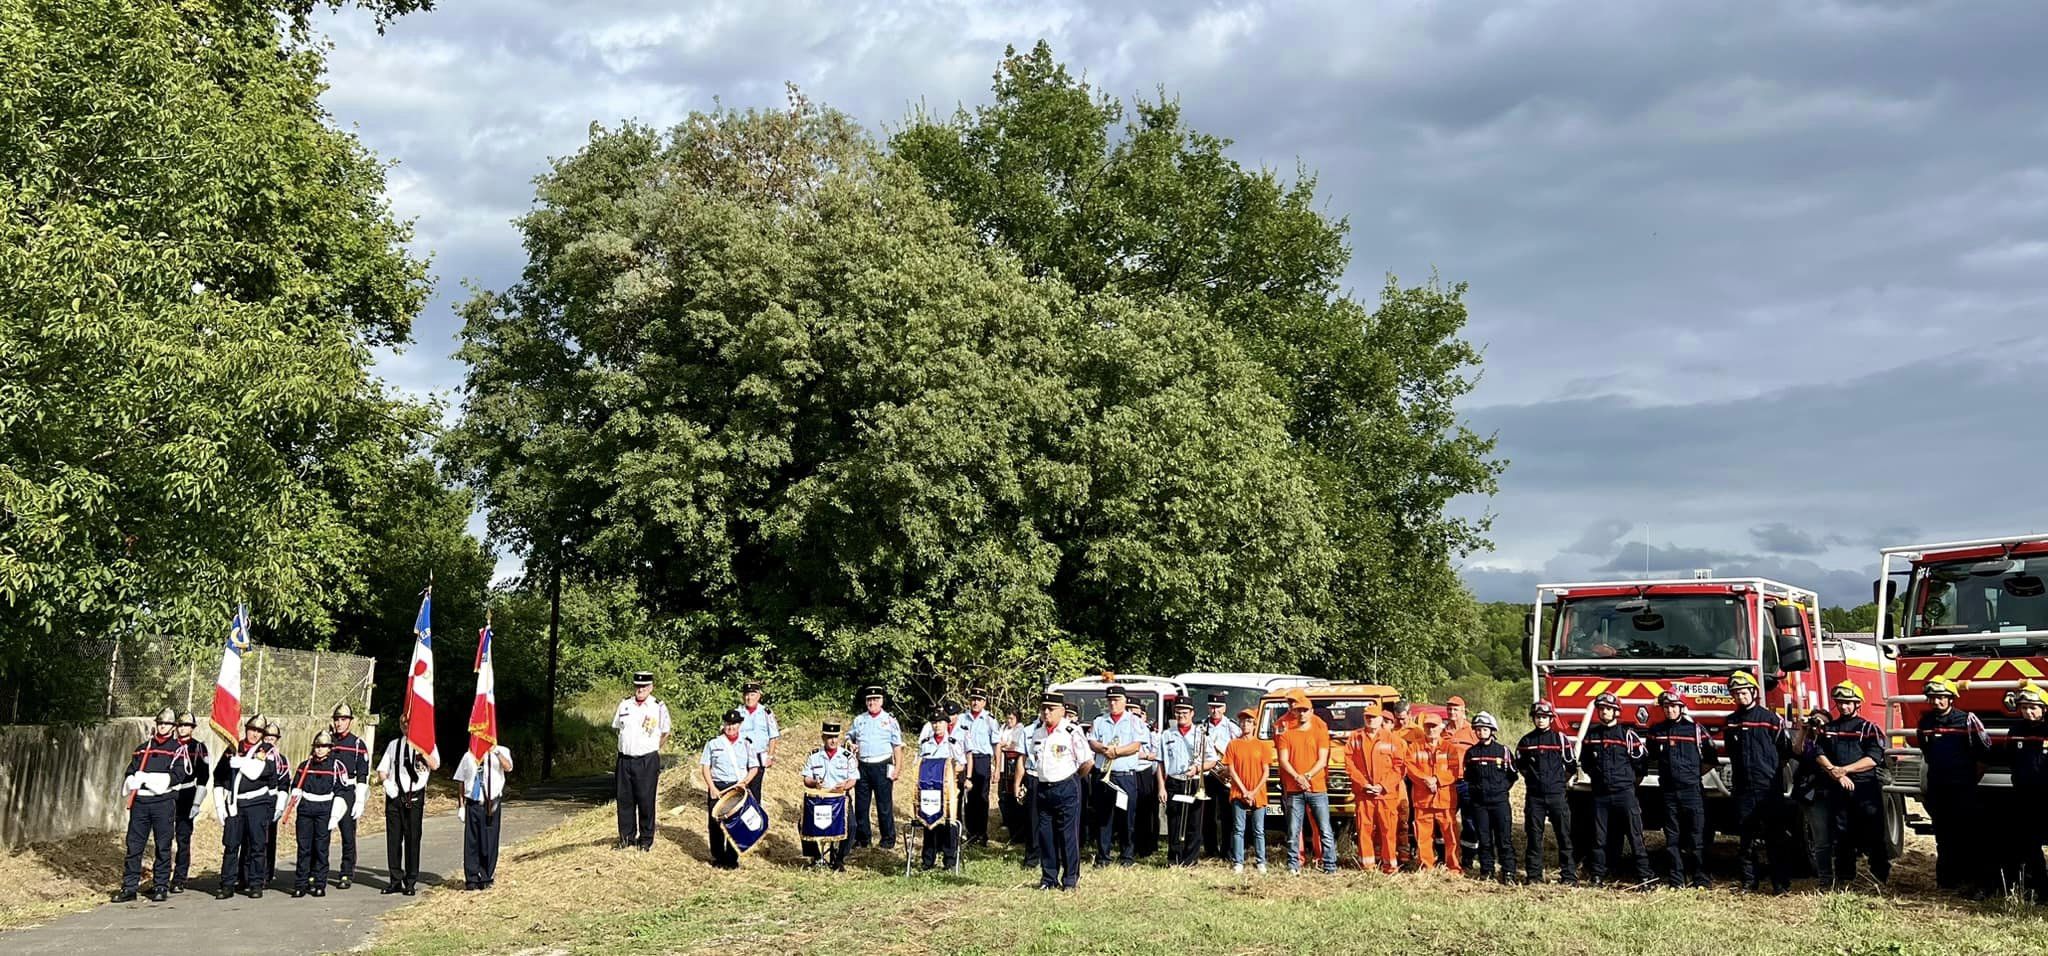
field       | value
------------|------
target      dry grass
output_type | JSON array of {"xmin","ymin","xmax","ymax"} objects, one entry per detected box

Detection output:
[
  {"xmin": 366, "ymin": 724, "xmax": 2048, "ymax": 956},
  {"xmin": 0, "ymin": 779, "xmax": 461, "ymax": 930}
]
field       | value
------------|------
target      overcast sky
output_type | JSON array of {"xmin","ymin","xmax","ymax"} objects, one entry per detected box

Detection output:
[{"xmin": 318, "ymin": 0, "xmax": 2048, "ymax": 604}]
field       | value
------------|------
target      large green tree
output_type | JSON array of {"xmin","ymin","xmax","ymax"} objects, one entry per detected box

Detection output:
[
  {"xmin": 445, "ymin": 95, "xmax": 1337, "ymax": 703},
  {"xmin": 0, "ymin": 0, "xmax": 440, "ymax": 719},
  {"xmin": 892, "ymin": 43, "xmax": 1503, "ymax": 685}
]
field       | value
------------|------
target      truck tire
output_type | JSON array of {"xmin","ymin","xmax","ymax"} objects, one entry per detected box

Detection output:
[{"xmin": 1884, "ymin": 792, "xmax": 1906, "ymax": 861}]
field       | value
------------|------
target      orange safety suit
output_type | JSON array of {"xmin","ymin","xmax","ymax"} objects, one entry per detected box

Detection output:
[
  {"xmin": 1407, "ymin": 736, "xmax": 1462, "ymax": 871},
  {"xmin": 1394, "ymin": 721, "xmax": 1425, "ymax": 863},
  {"xmin": 1346, "ymin": 727, "xmax": 1408, "ymax": 872}
]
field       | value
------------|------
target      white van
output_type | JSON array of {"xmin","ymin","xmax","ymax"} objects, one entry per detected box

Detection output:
[
  {"xmin": 1173, "ymin": 673, "xmax": 1327, "ymax": 723},
  {"xmin": 1046, "ymin": 674, "xmax": 1187, "ymax": 730}
]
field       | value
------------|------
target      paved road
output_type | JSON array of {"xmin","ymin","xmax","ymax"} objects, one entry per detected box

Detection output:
[{"xmin": 3, "ymin": 777, "xmax": 608, "ymax": 956}]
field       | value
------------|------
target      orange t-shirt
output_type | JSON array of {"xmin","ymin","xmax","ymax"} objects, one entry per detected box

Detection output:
[
  {"xmin": 1223, "ymin": 736, "xmax": 1276, "ymax": 807},
  {"xmin": 1275, "ymin": 713, "xmax": 1331, "ymax": 793}
]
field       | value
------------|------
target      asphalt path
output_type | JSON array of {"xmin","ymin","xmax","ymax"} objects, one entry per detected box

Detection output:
[{"xmin": 2, "ymin": 776, "xmax": 609, "ymax": 956}]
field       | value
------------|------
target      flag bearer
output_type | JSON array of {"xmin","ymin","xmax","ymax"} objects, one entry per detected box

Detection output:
[
  {"xmin": 374, "ymin": 711, "xmax": 438, "ymax": 894},
  {"xmin": 328, "ymin": 702, "xmax": 370, "ymax": 889},
  {"xmin": 959, "ymin": 689, "xmax": 1000, "ymax": 847},
  {"xmin": 1722, "ymin": 671, "xmax": 1793, "ymax": 893},
  {"xmin": 1579, "ymin": 692, "xmax": 1650, "ymax": 886},
  {"xmin": 919, "ymin": 705, "xmax": 966, "ymax": 870},
  {"xmin": 2003, "ymin": 681, "xmax": 2048, "ymax": 902},
  {"xmin": 214, "ymin": 714, "xmax": 284, "ymax": 898},
  {"xmin": 1516, "ymin": 701, "xmax": 1576, "ymax": 885},
  {"xmin": 1645, "ymin": 690, "xmax": 1718, "ymax": 888},
  {"xmin": 802, "ymin": 721, "xmax": 859, "ymax": 870},
  {"xmin": 613, "ymin": 670, "xmax": 670, "ymax": 852},
  {"xmin": 288, "ymin": 731, "xmax": 352, "ymax": 898},
  {"xmin": 737, "ymin": 681, "xmax": 779, "ymax": 805},
  {"xmin": 454, "ymin": 738, "xmax": 514, "ymax": 890},
  {"xmin": 1462, "ymin": 712, "xmax": 1517, "ymax": 884},
  {"xmin": 169, "ymin": 711, "xmax": 208, "ymax": 894},
  {"xmin": 846, "ymin": 685, "xmax": 905, "ymax": 850},
  {"xmin": 1915, "ymin": 675, "xmax": 1991, "ymax": 897},
  {"xmin": 1031, "ymin": 692, "xmax": 1094, "ymax": 890},
  {"xmin": 114, "ymin": 707, "xmax": 194, "ymax": 903},
  {"xmin": 1815, "ymin": 680, "xmax": 1889, "ymax": 890},
  {"xmin": 700, "ymin": 709, "xmax": 761, "ymax": 869}
]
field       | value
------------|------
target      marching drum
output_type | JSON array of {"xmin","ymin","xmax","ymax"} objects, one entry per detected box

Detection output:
[
  {"xmin": 801, "ymin": 788, "xmax": 849, "ymax": 843},
  {"xmin": 713, "ymin": 787, "xmax": 770, "ymax": 855}
]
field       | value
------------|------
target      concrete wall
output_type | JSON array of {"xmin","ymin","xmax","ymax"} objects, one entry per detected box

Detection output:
[{"xmin": 0, "ymin": 716, "xmax": 377, "ymax": 849}]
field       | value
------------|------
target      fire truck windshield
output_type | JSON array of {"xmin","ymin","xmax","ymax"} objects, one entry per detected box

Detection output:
[
  {"xmin": 1906, "ymin": 555, "xmax": 2048, "ymax": 645},
  {"xmin": 1551, "ymin": 594, "xmax": 1749, "ymax": 660}
]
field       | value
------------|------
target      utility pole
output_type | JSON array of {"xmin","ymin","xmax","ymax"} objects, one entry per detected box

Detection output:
[{"xmin": 542, "ymin": 553, "xmax": 563, "ymax": 779}]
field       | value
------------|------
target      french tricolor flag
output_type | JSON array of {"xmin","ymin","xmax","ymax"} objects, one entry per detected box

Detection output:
[
  {"xmin": 406, "ymin": 588, "xmax": 436, "ymax": 757},
  {"xmin": 209, "ymin": 604, "xmax": 251, "ymax": 743},
  {"xmin": 467, "ymin": 620, "xmax": 497, "ymax": 766}
]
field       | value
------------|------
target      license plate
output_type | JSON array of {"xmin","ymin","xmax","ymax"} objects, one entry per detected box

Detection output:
[{"xmin": 1672, "ymin": 681, "xmax": 1725, "ymax": 697}]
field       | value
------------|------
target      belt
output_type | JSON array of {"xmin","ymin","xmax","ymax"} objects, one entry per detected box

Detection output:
[
  {"xmin": 860, "ymin": 756, "xmax": 894, "ymax": 764},
  {"xmin": 296, "ymin": 791, "xmax": 336, "ymax": 803},
  {"xmin": 237, "ymin": 788, "xmax": 275, "ymax": 802},
  {"xmin": 619, "ymin": 750, "xmax": 660, "ymax": 759}
]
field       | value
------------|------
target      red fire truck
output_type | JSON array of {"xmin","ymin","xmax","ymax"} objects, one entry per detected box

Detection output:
[
  {"xmin": 1875, "ymin": 533, "xmax": 2048, "ymax": 830},
  {"xmin": 1526, "ymin": 575, "xmax": 1903, "ymax": 860}
]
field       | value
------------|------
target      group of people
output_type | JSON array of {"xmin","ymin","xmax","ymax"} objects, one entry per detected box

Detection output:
[{"xmin": 114, "ymin": 703, "xmax": 513, "ymax": 902}]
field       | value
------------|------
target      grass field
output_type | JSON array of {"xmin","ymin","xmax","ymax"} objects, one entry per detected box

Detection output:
[{"xmin": 368, "ymin": 726, "xmax": 2048, "ymax": 956}]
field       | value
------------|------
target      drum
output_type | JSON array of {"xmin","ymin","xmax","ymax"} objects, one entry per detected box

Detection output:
[
  {"xmin": 713, "ymin": 787, "xmax": 769, "ymax": 855},
  {"xmin": 914, "ymin": 756, "xmax": 956, "ymax": 830},
  {"xmin": 801, "ymin": 789, "xmax": 849, "ymax": 843}
]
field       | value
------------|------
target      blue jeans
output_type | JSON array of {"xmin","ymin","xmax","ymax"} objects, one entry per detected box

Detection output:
[
  {"xmin": 1284, "ymin": 791, "xmax": 1336, "ymax": 872},
  {"xmin": 1231, "ymin": 800, "xmax": 1267, "ymax": 866}
]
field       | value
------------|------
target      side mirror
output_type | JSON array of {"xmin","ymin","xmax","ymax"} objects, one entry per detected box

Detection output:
[
  {"xmin": 1763, "ymin": 673, "xmax": 1782, "ymax": 692},
  {"xmin": 1522, "ymin": 610, "xmax": 1536, "ymax": 668},
  {"xmin": 1777, "ymin": 634, "xmax": 1811, "ymax": 672},
  {"xmin": 1771, "ymin": 603, "xmax": 1803, "ymax": 631},
  {"xmin": 1873, "ymin": 579, "xmax": 1900, "ymax": 638}
]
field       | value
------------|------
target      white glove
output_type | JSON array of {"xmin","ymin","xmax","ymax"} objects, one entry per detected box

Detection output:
[
  {"xmin": 189, "ymin": 789, "xmax": 207, "ymax": 821},
  {"xmin": 456, "ymin": 803, "xmax": 465, "ymax": 824},
  {"xmin": 383, "ymin": 776, "xmax": 400, "ymax": 800},
  {"xmin": 124, "ymin": 773, "xmax": 141, "ymax": 793},
  {"xmin": 328, "ymin": 806, "xmax": 344, "ymax": 831},
  {"xmin": 273, "ymin": 801, "xmax": 287, "ymax": 823},
  {"xmin": 237, "ymin": 756, "xmax": 262, "ymax": 780},
  {"xmin": 354, "ymin": 783, "xmax": 368, "ymax": 820},
  {"xmin": 211, "ymin": 789, "xmax": 227, "ymax": 823}
]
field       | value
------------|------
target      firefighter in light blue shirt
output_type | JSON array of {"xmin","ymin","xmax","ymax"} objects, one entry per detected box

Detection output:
[
  {"xmin": 957, "ymin": 689, "xmax": 1000, "ymax": 846},
  {"xmin": 1157, "ymin": 700, "xmax": 1208, "ymax": 866},
  {"xmin": 736, "ymin": 681, "xmax": 780, "ymax": 805},
  {"xmin": 801, "ymin": 721, "xmax": 858, "ymax": 870},
  {"xmin": 1089, "ymin": 686, "xmax": 1149, "ymax": 865},
  {"xmin": 699, "ymin": 710, "xmax": 760, "ymax": 869},
  {"xmin": 845, "ymin": 686, "xmax": 905, "ymax": 849}
]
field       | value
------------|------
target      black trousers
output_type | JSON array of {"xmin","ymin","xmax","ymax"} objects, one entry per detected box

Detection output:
[
  {"xmin": 464, "ymin": 797, "xmax": 502, "ymax": 886},
  {"xmin": 1926, "ymin": 781, "xmax": 1982, "ymax": 890},
  {"xmin": 221, "ymin": 800, "xmax": 272, "ymax": 890},
  {"xmin": 1018, "ymin": 773, "xmax": 1041, "ymax": 865},
  {"xmin": 1096, "ymin": 771, "xmax": 1140, "ymax": 863},
  {"xmin": 707, "ymin": 779, "xmax": 739, "ymax": 867},
  {"xmin": 2006, "ymin": 784, "xmax": 2048, "ymax": 900},
  {"xmin": 1036, "ymin": 776, "xmax": 1083, "ymax": 889},
  {"xmin": 336, "ymin": 791, "xmax": 358, "ymax": 879},
  {"xmin": 920, "ymin": 820, "xmax": 958, "ymax": 868},
  {"xmin": 1468, "ymin": 797, "xmax": 1512, "ymax": 875},
  {"xmin": 854, "ymin": 760, "xmax": 896, "ymax": 848},
  {"xmin": 1523, "ymin": 791, "xmax": 1573, "ymax": 881},
  {"xmin": 1203, "ymin": 774, "xmax": 1232, "ymax": 856},
  {"xmin": 1164, "ymin": 778, "xmax": 1203, "ymax": 866},
  {"xmin": 964, "ymin": 753, "xmax": 992, "ymax": 842},
  {"xmin": 998, "ymin": 760, "xmax": 1025, "ymax": 844},
  {"xmin": 386, "ymin": 791, "xmax": 427, "ymax": 886},
  {"xmin": 1829, "ymin": 778, "xmax": 1890, "ymax": 885},
  {"xmin": 1733, "ymin": 787, "xmax": 1790, "ymax": 889},
  {"xmin": 615, "ymin": 752, "xmax": 660, "ymax": 847},
  {"xmin": 1133, "ymin": 771, "xmax": 1160, "ymax": 858},
  {"xmin": 121, "ymin": 797, "xmax": 175, "ymax": 893},
  {"xmin": 266, "ymin": 818, "xmax": 280, "ymax": 885},
  {"xmin": 1589, "ymin": 789, "xmax": 1650, "ymax": 881},
  {"xmin": 172, "ymin": 789, "xmax": 198, "ymax": 883},
  {"xmin": 294, "ymin": 804, "xmax": 333, "ymax": 890},
  {"xmin": 1661, "ymin": 786, "xmax": 1708, "ymax": 884}
]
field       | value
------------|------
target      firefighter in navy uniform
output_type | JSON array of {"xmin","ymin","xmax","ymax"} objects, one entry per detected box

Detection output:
[
  {"xmin": 1721, "ymin": 671, "xmax": 1793, "ymax": 893},
  {"xmin": 1915, "ymin": 675, "xmax": 1992, "ymax": 897},
  {"xmin": 169, "ymin": 711, "xmax": 208, "ymax": 893},
  {"xmin": 1815, "ymin": 680, "xmax": 1890, "ymax": 890},
  {"xmin": 1516, "ymin": 700, "xmax": 1577, "ymax": 885},
  {"xmin": 2002, "ymin": 681, "xmax": 2048, "ymax": 903},
  {"xmin": 1460, "ymin": 712, "xmax": 1517, "ymax": 884},
  {"xmin": 262, "ymin": 718, "xmax": 289, "ymax": 887},
  {"xmin": 114, "ymin": 708, "xmax": 196, "ymax": 902},
  {"xmin": 328, "ymin": 703, "xmax": 371, "ymax": 889},
  {"xmin": 289, "ymin": 730, "xmax": 354, "ymax": 897},
  {"xmin": 1579, "ymin": 691, "xmax": 1651, "ymax": 886},
  {"xmin": 1645, "ymin": 689, "xmax": 1718, "ymax": 888},
  {"xmin": 214, "ymin": 714, "xmax": 286, "ymax": 898}
]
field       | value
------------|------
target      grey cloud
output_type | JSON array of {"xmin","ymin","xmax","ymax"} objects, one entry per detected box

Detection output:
[
  {"xmin": 1748, "ymin": 522, "xmax": 1839, "ymax": 556},
  {"xmin": 1565, "ymin": 518, "xmax": 1634, "ymax": 555},
  {"xmin": 1593, "ymin": 542, "xmax": 1738, "ymax": 574}
]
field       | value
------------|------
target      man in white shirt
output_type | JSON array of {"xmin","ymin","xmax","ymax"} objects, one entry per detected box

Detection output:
[
  {"xmin": 452, "ymin": 742, "xmax": 513, "ymax": 890},
  {"xmin": 700, "ymin": 709, "xmax": 760, "ymax": 869},
  {"xmin": 737, "ymin": 681, "xmax": 780, "ymax": 805},
  {"xmin": 373, "ymin": 712, "xmax": 439, "ymax": 895},
  {"xmin": 1032, "ymin": 692, "xmax": 1094, "ymax": 890},
  {"xmin": 613, "ymin": 670, "xmax": 671, "ymax": 851}
]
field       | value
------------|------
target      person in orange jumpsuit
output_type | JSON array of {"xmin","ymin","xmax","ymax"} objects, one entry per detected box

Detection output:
[
  {"xmin": 1384, "ymin": 700, "xmax": 1422, "ymax": 866},
  {"xmin": 1345, "ymin": 703, "xmax": 1407, "ymax": 873},
  {"xmin": 1407, "ymin": 712, "xmax": 1462, "ymax": 872},
  {"xmin": 1443, "ymin": 696, "xmax": 1481, "ymax": 861}
]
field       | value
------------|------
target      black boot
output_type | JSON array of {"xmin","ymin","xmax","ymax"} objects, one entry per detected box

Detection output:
[
  {"xmin": 111, "ymin": 888, "xmax": 137, "ymax": 903},
  {"xmin": 381, "ymin": 883, "xmax": 403, "ymax": 895},
  {"xmin": 214, "ymin": 886, "xmax": 236, "ymax": 900},
  {"xmin": 148, "ymin": 885, "xmax": 168, "ymax": 902}
]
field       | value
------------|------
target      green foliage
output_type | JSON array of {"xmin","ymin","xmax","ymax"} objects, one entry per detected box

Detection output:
[
  {"xmin": 445, "ymin": 92, "xmax": 1339, "ymax": 703},
  {"xmin": 891, "ymin": 42, "xmax": 1503, "ymax": 686},
  {"xmin": 0, "ymin": 0, "xmax": 438, "ymax": 719},
  {"xmin": 1823, "ymin": 603, "xmax": 1880, "ymax": 633}
]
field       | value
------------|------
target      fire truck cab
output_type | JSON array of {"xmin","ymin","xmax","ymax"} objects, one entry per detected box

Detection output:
[
  {"xmin": 1527, "ymin": 575, "xmax": 1903, "ymax": 860},
  {"xmin": 1876, "ymin": 533, "xmax": 2048, "ymax": 825}
]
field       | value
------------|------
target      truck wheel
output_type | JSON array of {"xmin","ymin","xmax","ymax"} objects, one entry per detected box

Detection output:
[{"xmin": 1884, "ymin": 793, "xmax": 1906, "ymax": 861}]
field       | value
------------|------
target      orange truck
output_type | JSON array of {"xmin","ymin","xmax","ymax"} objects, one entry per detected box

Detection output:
[
  {"xmin": 1526, "ymin": 574, "xmax": 1903, "ymax": 863},
  {"xmin": 1875, "ymin": 533, "xmax": 2048, "ymax": 834}
]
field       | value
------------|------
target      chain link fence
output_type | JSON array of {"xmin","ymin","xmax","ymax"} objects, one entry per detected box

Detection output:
[{"xmin": 106, "ymin": 641, "xmax": 374, "ymax": 720}]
